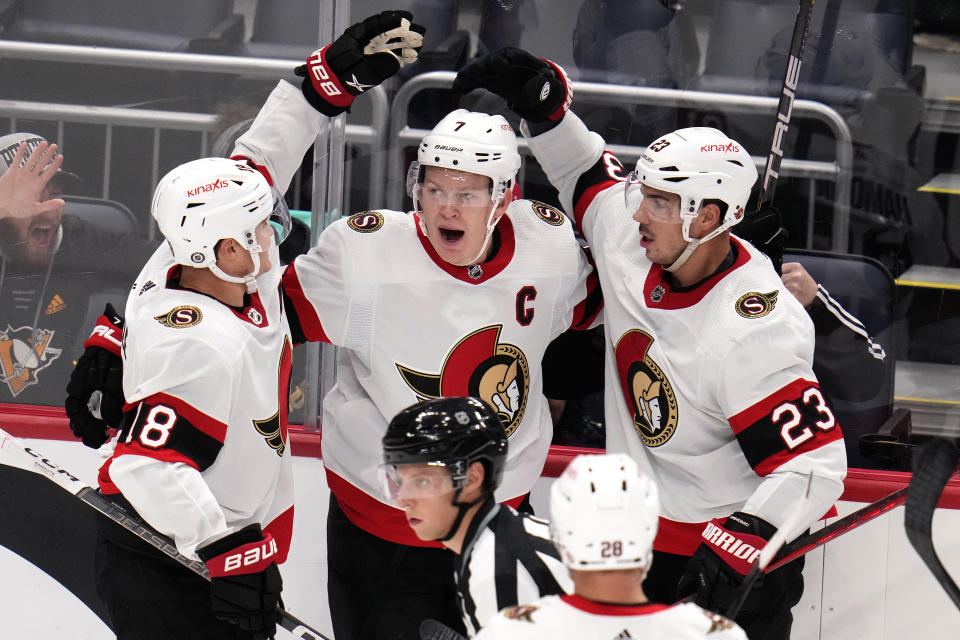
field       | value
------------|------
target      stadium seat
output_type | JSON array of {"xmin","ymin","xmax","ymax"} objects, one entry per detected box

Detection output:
[
  {"xmin": 62, "ymin": 195, "xmax": 140, "ymax": 237},
  {"xmin": 784, "ymin": 248, "xmax": 911, "ymax": 469}
]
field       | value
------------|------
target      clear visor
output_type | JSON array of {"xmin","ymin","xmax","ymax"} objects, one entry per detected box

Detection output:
[
  {"xmin": 624, "ymin": 170, "xmax": 682, "ymax": 223},
  {"xmin": 406, "ymin": 161, "xmax": 498, "ymax": 208},
  {"xmin": 378, "ymin": 462, "xmax": 458, "ymax": 503},
  {"xmin": 268, "ymin": 188, "xmax": 293, "ymax": 245}
]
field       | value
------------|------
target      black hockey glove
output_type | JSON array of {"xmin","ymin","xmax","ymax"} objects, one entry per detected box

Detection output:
[
  {"xmin": 734, "ymin": 206, "xmax": 786, "ymax": 275},
  {"xmin": 64, "ymin": 303, "xmax": 125, "ymax": 449},
  {"xmin": 453, "ymin": 47, "xmax": 573, "ymax": 123},
  {"xmin": 197, "ymin": 524, "xmax": 284, "ymax": 639},
  {"xmin": 676, "ymin": 511, "xmax": 776, "ymax": 615},
  {"xmin": 295, "ymin": 10, "xmax": 426, "ymax": 117}
]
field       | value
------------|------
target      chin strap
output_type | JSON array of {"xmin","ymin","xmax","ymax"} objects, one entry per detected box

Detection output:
[
  {"xmin": 436, "ymin": 490, "xmax": 490, "ymax": 542},
  {"xmin": 412, "ymin": 183, "xmax": 504, "ymax": 268},
  {"xmin": 208, "ymin": 250, "xmax": 261, "ymax": 293}
]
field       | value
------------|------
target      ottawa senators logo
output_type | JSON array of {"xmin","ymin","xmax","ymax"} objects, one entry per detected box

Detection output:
[
  {"xmin": 614, "ymin": 330, "xmax": 678, "ymax": 447},
  {"xmin": 735, "ymin": 290, "xmax": 779, "ymax": 318},
  {"xmin": 346, "ymin": 211, "xmax": 384, "ymax": 233},
  {"xmin": 530, "ymin": 201, "xmax": 565, "ymax": 226},
  {"xmin": 154, "ymin": 305, "xmax": 202, "ymax": 328},
  {"xmin": 0, "ymin": 326, "xmax": 62, "ymax": 397},
  {"xmin": 396, "ymin": 325, "xmax": 529, "ymax": 436}
]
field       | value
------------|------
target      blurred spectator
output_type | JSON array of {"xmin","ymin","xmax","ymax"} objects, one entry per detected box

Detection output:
[{"xmin": 0, "ymin": 133, "xmax": 157, "ymax": 405}]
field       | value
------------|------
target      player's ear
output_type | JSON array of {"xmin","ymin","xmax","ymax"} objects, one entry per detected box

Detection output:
[{"xmin": 465, "ymin": 461, "xmax": 486, "ymax": 497}]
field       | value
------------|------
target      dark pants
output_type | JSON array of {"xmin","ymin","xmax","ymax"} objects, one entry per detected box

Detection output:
[
  {"xmin": 327, "ymin": 494, "xmax": 465, "ymax": 640},
  {"xmin": 94, "ymin": 513, "xmax": 253, "ymax": 640},
  {"xmin": 643, "ymin": 550, "xmax": 805, "ymax": 640}
]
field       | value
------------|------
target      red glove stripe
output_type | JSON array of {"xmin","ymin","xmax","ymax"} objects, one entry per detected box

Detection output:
[
  {"xmin": 205, "ymin": 532, "xmax": 279, "ymax": 577},
  {"xmin": 700, "ymin": 518, "xmax": 769, "ymax": 576},
  {"xmin": 543, "ymin": 59, "xmax": 573, "ymax": 121},
  {"xmin": 83, "ymin": 314, "xmax": 123, "ymax": 356},
  {"xmin": 306, "ymin": 46, "xmax": 355, "ymax": 109}
]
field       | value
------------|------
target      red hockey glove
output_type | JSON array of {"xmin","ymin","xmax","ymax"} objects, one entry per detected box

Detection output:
[
  {"xmin": 295, "ymin": 10, "xmax": 425, "ymax": 117},
  {"xmin": 677, "ymin": 511, "xmax": 776, "ymax": 614},
  {"xmin": 197, "ymin": 524, "xmax": 283, "ymax": 640},
  {"xmin": 64, "ymin": 303, "xmax": 125, "ymax": 448},
  {"xmin": 453, "ymin": 47, "xmax": 573, "ymax": 123}
]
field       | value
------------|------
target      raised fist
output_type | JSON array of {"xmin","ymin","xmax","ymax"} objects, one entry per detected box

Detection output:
[
  {"xmin": 296, "ymin": 10, "xmax": 426, "ymax": 116},
  {"xmin": 453, "ymin": 47, "xmax": 572, "ymax": 123}
]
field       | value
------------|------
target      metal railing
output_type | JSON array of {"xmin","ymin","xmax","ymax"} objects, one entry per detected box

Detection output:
[
  {"xmin": 0, "ymin": 40, "xmax": 389, "ymax": 220},
  {"xmin": 388, "ymin": 71, "xmax": 854, "ymax": 252}
]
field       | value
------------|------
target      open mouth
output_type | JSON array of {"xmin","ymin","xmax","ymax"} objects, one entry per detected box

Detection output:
[
  {"xmin": 638, "ymin": 226, "xmax": 653, "ymax": 247},
  {"xmin": 29, "ymin": 225, "xmax": 55, "ymax": 248},
  {"xmin": 438, "ymin": 228, "xmax": 464, "ymax": 243}
]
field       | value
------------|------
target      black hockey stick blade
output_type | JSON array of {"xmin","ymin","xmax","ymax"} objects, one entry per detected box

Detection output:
[
  {"xmin": 420, "ymin": 619, "xmax": 468, "ymax": 640},
  {"xmin": 0, "ymin": 426, "xmax": 330, "ymax": 640},
  {"xmin": 904, "ymin": 438, "xmax": 960, "ymax": 610}
]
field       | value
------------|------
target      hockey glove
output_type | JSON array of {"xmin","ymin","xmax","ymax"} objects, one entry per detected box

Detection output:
[
  {"xmin": 453, "ymin": 47, "xmax": 573, "ymax": 123},
  {"xmin": 295, "ymin": 10, "xmax": 426, "ymax": 117},
  {"xmin": 734, "ymin": 206, "xmax": 786, "ymax": 275},
  {"xmin": 197, "ymin": 524, "xmax": 283, "ymax": 639},
  {"xmin": 676, "ymin": 511, "xmax": 776, "ymax": 615},
  {"xmin": 64, "ymin": 303, "xmax": 125, "ymax": 449}
]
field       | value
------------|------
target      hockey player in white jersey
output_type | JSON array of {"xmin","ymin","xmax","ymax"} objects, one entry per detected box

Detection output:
[
  {"xmin": 476, "ymin": 453, "xmax": 747, "ymax": 640},
  {"xmin": 82, "ymin": 11, "xmax": 428, "ymax": 640},
  {"xmin": 380, "ymin": 396, "xmax": 573, "ymax": 636},
  {"xmin": 455, "ymin": 48, "xmax": 847, "ymax": 640},
  {"xmin": 95, "ymin": 157, "xmax": 295, "ymax": 640},
  {"xmin": 232, "ymin": 69, "xmax": 599, "ymax": 638}
]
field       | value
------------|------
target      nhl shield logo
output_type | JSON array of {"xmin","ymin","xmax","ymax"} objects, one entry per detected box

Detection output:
[
  {"xmin": 0, "ymin": 326, "xmax": 63, "ymax": 397},
  {"xmin": 396, "ymin": 325, "xmax": 530, "ymax": 436},
  {"xmin": 614, "ymin": 329, "xmax": 678, "ymax": 447}
]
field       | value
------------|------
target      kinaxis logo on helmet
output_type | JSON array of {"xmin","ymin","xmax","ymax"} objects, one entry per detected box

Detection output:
[
  {"xmin": 185, "ymin": 178, "xmax": 230, "ymax": 198},
  {"xmin": 701, "ymin": 142, "xmax": 741, "ymax": 153},
  {"xmin": 614, "ymin": 330, "xmax": 678, "ymax": 447},
  {"xmin": 396, "ymin": 325, "xmax": 530, "ymax": 436}
]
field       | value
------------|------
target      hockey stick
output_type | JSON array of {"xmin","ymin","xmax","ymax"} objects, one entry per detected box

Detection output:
[
  {"xmin": 758, "ymin": 0, "xmax": 816, "ymax": 210},
  {"xmin": 0, "ymin": 427, "xmax": 330, "ymax": 640},
  {"xmin": 726, "ymin": 473, "xmax": 814, "ymax": 618},
  {"xmin": 904, "ymin": 438, "xmax": 960, "ymax": 610}
]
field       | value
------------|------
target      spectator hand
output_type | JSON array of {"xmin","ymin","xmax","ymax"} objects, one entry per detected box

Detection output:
[
  {"xmin": 197, "ymin": 524, "xmax": 283, "ymax": 639},
  {"xmin": 0, "ymin": 140, "xmax": 65, "ymax": 223},
  {"xmin": 676, "ymin": 512, "xmax": 775, "ymax": 615},
  {"xmin": 453, "ymin": 47, "xmax": 573, "ymax": 123},
  {"xmin": 295, "ymin": 10, "xmax": 425, "ymax": 117},
  {"xmin": 781, "ymin": 262, "xmax": 818, "ymax": 308},
  {"xmin": 64, "ymin": 304, "xmax": 125, "ymax": 449},
  {"xmin": 734, "ymin": 206, "xmax": 785, "ymax": 275}
]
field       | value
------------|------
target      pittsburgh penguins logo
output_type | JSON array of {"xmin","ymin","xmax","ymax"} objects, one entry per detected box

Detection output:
[
  {"xmin": 154, "ymin": 305, "xmax": 202, "ymax": 328},
  {"xmin": 0, "ymin": 326, "xmax": 62, "ymax": 397},
  {"xmin": 735, "ymin": 290, "xmax": 779, "ymax": 319},
  {"xmin": 346, "ymin": 211, "xmax": 384, "ymax": 233},
  {"xmin": 615, "ymin": 330, "xmax": 678, "ymax": 447},
  {"xmin": 531, "ymin": 201, "xmax": 565, "ymax": 226},
  {"xmin": 396, "ymin": 325, "xmax": 530, "ymax": 436}
]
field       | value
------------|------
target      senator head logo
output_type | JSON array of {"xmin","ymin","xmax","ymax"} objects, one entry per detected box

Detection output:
[
  {"xmin": 615, "ymin": 330, "xmax": 678, "ymax": 447},
  {"xmin": 397, "ymin": 325, "xmax": 530, "ymax": 436}
]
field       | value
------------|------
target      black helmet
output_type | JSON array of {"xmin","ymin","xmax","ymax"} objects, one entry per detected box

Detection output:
[{"xmin": 382, "ymin": 396, "xmax": 508, "ymax": 494}]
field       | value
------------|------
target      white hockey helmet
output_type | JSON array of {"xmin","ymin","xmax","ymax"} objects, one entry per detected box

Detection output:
[
  {"xmin": 550, "ymin": 453, "xmax": 659, "ymax": 572},
  {"xmin": 152, "ymin": 157, "xmax": 290, "ymax": 288},
  {"xmin": 626, "ymin": 127, "xmax": 757, "ymax": 264},
  {"xmin": 408, "ymin": 108, "xmax": 522, "ymax": 202}
]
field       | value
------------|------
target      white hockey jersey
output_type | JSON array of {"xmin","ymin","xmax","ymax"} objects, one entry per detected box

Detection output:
[
  {"xmin": 475, "ymin": 595, "xmax": 747, "ymax": 640},
  {"xmin": 525, "ymin": 113, "xmax": 846, "ymax": 554},
  {"xmin": 227, "ymin": 80, "xmax": 599, "ymax": 547},
  {"xmin": 99, "ymin": 246, "xmax": 295, "ymax": 560},
  {"xmin": 282, "ymin": 206, "xmax": 599, "ymax": 546}
]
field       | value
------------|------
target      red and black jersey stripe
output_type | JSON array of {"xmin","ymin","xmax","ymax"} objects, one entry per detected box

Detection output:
[
  {"xmin": 115, "ymin": 393, "xmax": 227, "ymax": 472},
  {"xmin": 572, "ymin": 151, "xmax": 626, "ymax": 230},
  {"xmin": 729, "ymin": 379, "xmax": 844, "ymax": 476}
]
